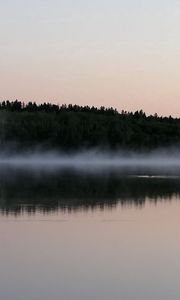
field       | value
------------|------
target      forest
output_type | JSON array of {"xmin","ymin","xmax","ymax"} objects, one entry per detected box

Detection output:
[{"xmin": 0, "ymin": 100, "xmax": 179, "ymax": 151}]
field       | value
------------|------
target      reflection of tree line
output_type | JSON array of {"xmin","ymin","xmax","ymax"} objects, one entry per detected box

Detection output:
[{"xmin": 0, "ymin": 170, "xmax": 180, "ymax": 215}]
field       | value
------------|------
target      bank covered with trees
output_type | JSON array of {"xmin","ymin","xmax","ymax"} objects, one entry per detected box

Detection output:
[{"xmin": 0, "ymin": 100, "xmax": 179, "ymax": 151}]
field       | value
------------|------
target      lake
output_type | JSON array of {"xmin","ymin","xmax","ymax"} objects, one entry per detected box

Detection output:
[{"xmin": 0, "ymin": 167, "xmax": 180, "ymax": 300}]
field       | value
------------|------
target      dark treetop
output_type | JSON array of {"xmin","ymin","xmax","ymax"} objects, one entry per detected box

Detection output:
[{"xmin": 0, "ymin": 100, "xmax": 179, "ymax": 150}]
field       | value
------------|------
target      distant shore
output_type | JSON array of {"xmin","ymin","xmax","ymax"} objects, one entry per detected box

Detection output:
[{"xmin": 0, "ymin": 100, "xmax": 179, "ymax": 151}]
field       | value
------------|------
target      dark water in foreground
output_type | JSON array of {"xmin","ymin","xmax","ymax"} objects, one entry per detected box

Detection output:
[{"xmin": 0, "ymin": 168, "xmax": 180, "ymax": 300}]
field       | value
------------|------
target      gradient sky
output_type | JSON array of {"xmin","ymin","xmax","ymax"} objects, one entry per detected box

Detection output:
[{"xmin": 1, "ymin": 0, "xmax": 180, "ymax": 116}]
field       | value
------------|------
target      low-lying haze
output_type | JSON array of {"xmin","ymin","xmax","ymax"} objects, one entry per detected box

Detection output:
[{"xmin": 0, "ymin": 150, "xmax": 180, "ymax": 173}]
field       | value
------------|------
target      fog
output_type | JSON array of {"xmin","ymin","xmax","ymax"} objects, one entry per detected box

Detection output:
[{"xmin": 0, "ymin": 149, "xmax": 180, "ymax": 173}]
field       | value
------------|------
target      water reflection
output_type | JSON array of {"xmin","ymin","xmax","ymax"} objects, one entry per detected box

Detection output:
[{"xmin": 0, "ymin": 168, "xmax": 180, "ymax": 215}]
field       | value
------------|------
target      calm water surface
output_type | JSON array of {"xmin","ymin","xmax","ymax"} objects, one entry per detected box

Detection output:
[{"xmin": 0, "ymin": 168, "xmax": 180, "ymax": 300}]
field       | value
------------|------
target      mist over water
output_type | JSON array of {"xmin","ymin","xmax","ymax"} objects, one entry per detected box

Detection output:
[
  {"xmin": 0, "ymin": 149, "xmax": 180, "ymax": 215},
  {"xmin": 1, "ymin": 149, "xmax": 180, "ymax": 173},
  {"xmin": 1, "ymin": 151, "xmax": 180, "ymax": 300}
]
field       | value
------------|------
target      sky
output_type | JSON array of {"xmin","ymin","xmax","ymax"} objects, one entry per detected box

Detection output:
[{"xmin": 0, "ymin": 0, "xmax": 180, "ymax": 116}]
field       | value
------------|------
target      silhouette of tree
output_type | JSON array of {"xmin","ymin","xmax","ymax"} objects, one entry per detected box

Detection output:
[{"xmin": 0, "ymin": 100, "xmax": 179, "ymax": 150}]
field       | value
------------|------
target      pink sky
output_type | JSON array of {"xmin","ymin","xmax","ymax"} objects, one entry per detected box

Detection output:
[{"xmin": 1, "ymin": 0, "xmax": 180, "ymax": 116}]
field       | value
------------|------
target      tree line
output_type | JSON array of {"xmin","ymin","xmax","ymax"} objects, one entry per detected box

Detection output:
[{"xmin": 0, "ymin": 100, "xmax": 179, "ymax": 150}]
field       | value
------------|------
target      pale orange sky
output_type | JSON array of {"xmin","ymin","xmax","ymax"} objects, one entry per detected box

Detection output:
[{"xmin": 1, "ymin": 0, "xmax": 180, "ymax": 116}]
